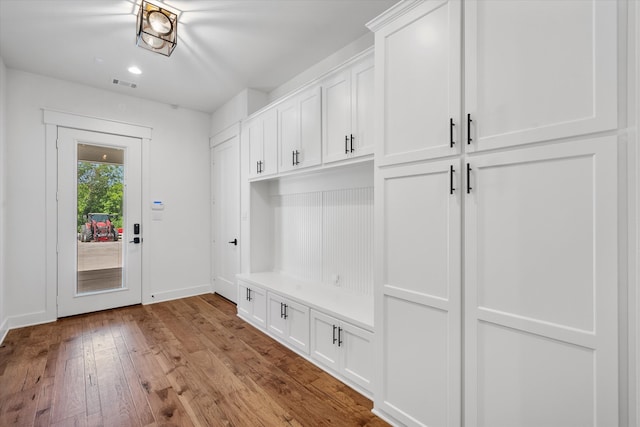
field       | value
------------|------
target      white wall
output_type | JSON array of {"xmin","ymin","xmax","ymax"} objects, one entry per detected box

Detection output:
[
  {"xmin": 268, "ymin": 33, "xmax": 374, "ymax": 103},
  {"xmin": 0, "ymin": 56, "xmax": 7, "ymax": 339},
  {"xmin": 210, "ymin": 88, "xmax": 267, "ymax": 137},
  {"xmin": 4, "ymin": 69, "xmax": 211, "ymax": 327}
]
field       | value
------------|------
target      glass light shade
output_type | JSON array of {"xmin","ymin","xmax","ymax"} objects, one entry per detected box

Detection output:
[{"xmin": 136, "ymin": 1, "xmax": 177, "ymax": 57}]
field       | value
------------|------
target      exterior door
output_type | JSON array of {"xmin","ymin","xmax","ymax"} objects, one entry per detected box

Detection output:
[
  {"xmin": 211, "ymin": 134, "xmax": 240, "ymax": 302},
  {"xmin": 57, "ymin": 128, "xmax": 142, "ymax": 317}
]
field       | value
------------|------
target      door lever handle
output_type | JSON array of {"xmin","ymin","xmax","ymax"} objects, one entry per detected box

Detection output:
[
  {"xmin": 228, "ymin": 238, "xmax": 238, "ymax": 246},
  {"xmin": 129, "ymin": 237, "xmax": 141, "ymax": 244}
]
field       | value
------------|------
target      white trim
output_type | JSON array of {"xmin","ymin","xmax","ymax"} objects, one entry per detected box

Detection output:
[
  {"xmin": 145, "ymin": 284, "xmax": 212, "ymax": 305},
  {"xmin": 45, "ymin": 123, "xmax": 58, "ymax": 323},
  {"xmin": 43, "ymin": 109, "xmax": 152, "ymax": 139},
  {"xmin": 210, "ymin": 122, "xmax": 241, "ymax": 148},
  {"xmin": 366, "ymin": 0, "xmax": 427, "ymax": 32},
  {"xmin": 0, "ymin": 317, "xmax": 8, "ymax": 345},
  {"xmin": 635, "ymin": 0, "xmax": 640, "ymax": 423},
  {"xmin": 141, "ymin": 137, "xmax": 152, "ymax": 304}
]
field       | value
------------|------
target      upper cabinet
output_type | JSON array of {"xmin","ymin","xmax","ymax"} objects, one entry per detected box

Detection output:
[
  {"xmin": 322, "ymin": 52, "xmax": 375, "ymax": 164},
  {"xmin": 278, "ymin": 86, "xmax": 322, "ymax": 173},
  {"xmin": 372, "ymin": 0, "xmax": 462, "ymax": 166},
  {"xmin": 464, "ymin": 0, "xmax": 617, "ymax": 152},
  {"xmin": 245, "ymin": 108, "xmax": 278, "ymax": 180},
  {"xmin": 370, "ymin": 0, "xmax": 617, "ymax": 164}
]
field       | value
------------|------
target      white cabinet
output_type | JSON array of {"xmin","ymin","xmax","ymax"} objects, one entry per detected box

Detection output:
[
  {"xmin": 322, "ymin": 53, "xmax": 374, "ymax": 164},
  {"xmin": 246, "ymin": 108, "xmax": 277, "ymax": 179},
  {"xmin": 267, "ymin": 292, "xmax": 310, "ymax": 354},
  {"xmin": 464, "ymin": 0, "xmax": 617, "ymax": 152},
  {"xmin": 278, "ymin": 86, "xmax": 322, "ymax": 173},
  {"xmin": 376, "ymin": 159, "xmax": 461, "ymax": 427},
  {"xmin": 373, "ymin": 0, "xmax": 461, "ymax": 166},
  {"xmin": 237, "ymin": 280, "xmax": 267, "ymax": 329},
  {"xmin": 464, "ymin": 137, "xmax": 618, "ymax": 427},
  {"xmin": 369, "ymin": 1, "xmax": 620, "ymax": 426},
  {"xmin": 310, "ymin": 310, "xmax": 374, "ymax": 393}
]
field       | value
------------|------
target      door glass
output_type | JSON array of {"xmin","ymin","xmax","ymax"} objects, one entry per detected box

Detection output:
[{"xmin": 76, "ymin": 144, "xmax": 124, "ymax": 294}]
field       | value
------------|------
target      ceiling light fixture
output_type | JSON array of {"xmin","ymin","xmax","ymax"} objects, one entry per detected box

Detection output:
[
  {"xmin": 128, "ymin": 66, "xmax": 142, "ymax": 75},
  {"xmin": 136, "ymin": 1, "xmax": 178, "ymax": 57}
]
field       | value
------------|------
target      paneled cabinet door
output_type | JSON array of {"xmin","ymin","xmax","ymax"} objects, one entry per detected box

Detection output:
[
  {"xmin": 310, "ymin": 310, "xmax": 340, "ymax": 372},
  {"xmin": 310, "ymin": 310, "xmax": 374, "ymax": 393},
  {"xmin": 278, "ymin": 86, "xmax": 322, "ymax": 173},
  {"xmin": 267, "ymin": 292, "xmax": 287, "ymax": 339},
  {"xmin": 373, "ymin": 0, "xmax": 461, "ymax": 166},
  {"xmin": 267, "ymin": 292, "xmax": 310, "ymax": 354},
  {"xmin": 323, "ymin": 54, "xmax": 374, "ymax": 164},
  {"xmin": 464, "ymin": 0, "xmax": 617, "ymax": 152},
  {"xmin": 247, "ymin": 108, "xmax": 277, "ymax": 179},
  {"xmin": 375, "ymin": 159, "xmax": 461, "ymax": 427},
  {"xmin": 464, "ymin": 137, "xmax": 618, "ymax": 427},
  {"xmin": 339, "ymin": 321, "xmax": 373, "ymax": 393},
  {"xmin": 237, "ymin": 281, "xmax": 267, "ymax": 329}
]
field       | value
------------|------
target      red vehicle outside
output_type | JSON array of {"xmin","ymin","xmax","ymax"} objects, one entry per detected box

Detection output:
[{"xmin": 79, "ymin": 213, "xmax": 119, "ymax": 242}]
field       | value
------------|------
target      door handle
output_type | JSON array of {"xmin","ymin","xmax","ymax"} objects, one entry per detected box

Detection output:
[
  {"xmin": 228, "ymin": 238, "xmax": 237, "ymax": 246},
  {"xmin": 129, "ymin": 237, "xmax": 141, "ymax": 244}
]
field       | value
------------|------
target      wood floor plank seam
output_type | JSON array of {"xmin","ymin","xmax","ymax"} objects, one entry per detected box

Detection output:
[{"xmin": 0, "ymin": 294, "xmax": 388, "ymax": 427}]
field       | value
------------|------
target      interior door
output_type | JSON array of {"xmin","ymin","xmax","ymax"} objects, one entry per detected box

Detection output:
[
  {"xmin": 57, "ymin": 128, "xmax": 142, "ymax": 317},
  {"xmin": 211, "ymin": 134, "xmax": 240, "ymax": 302}
]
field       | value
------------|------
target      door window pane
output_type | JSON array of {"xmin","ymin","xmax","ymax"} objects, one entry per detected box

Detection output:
[{"xmin": 76, "ymin": 144, "xmax": 124, "ymax": 294}]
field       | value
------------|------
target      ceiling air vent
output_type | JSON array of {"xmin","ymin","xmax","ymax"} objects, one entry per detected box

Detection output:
[{"xmin": 112, "ymin": 78, "xmax": 137, "ymax": 89}]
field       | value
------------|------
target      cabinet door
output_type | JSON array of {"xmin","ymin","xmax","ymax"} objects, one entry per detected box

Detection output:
[
  {"xmin": 375, "ymin": 0, "xmax": 461, "ymax": 166},
  {"xmin": 298, "ymin": 86, "xmax": 322, "ymax": 169},
  {"xmin": 267, "ymin": 292, "xmax": 287, "ymax": 340},
  {"xmin": 246, "ymin": 118, "xmax": 264, "ymax": 180},
  {"xmin": 262, "ymin": 108, "xmax": 278, "ymax": 177},
  {"xmin": 310, "ymin": 310, "xmax": 339, "ymax": 371},
  {"xmin": 322, "ymin": 69, "xmax": 352, "ymax": 164},
  {"xmin": 351, "ymin": 55, "xmax": 374, "ymax": 158},
  {"xmin": 278, "ymin": 97, "xmax": 299, "ymax": 173},
  {"xmin": 285, "ymin": 300, "xmax": 310, "ymax": 355},
  {"xmin": 464, "ymin": 137, "xmax": 618, "ymax": 427},
  {"xmin": 376, "ymin": 159, "xmax": 461, "ymax": 427},
  {"xmin": 464, "ymin": 0, "xmax": 617, "ymax": 152},
  {"xmin": 340, "ymin": 322, "xmax": 373, "ymax": 393},
  {"xmin": 237, "ymin": 281, "xmax": 252, "ymax": 319},
  {"xmin": 249, "ymin": 286, "xmax": 267, "ymax": 329}
]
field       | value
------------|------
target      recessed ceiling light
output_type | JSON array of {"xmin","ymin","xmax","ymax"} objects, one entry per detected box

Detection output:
[{"xmin": 128, "ymin": 66, "xmax": 142, "ymax": 75}]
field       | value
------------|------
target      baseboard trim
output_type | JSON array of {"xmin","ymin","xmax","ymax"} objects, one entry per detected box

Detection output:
[
  {"xmin": 371, "ymin": 407, "xmax": 400, "ymax": 427},
  {"xmin": 0, "ymin": 317, "xmax": 8, "ymax": 345},
  {"xmin": 144, "ymin": 283, "xmax": 212, "ymax": 305},
  {"xmin": 0, "ymin": 311, "xmax": 56, "ymax": 345}
]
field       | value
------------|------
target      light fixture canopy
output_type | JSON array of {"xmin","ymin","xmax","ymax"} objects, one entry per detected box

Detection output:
[{"xmin": 136, "ymin": 1, "xmax": 178, "ymax": 56}]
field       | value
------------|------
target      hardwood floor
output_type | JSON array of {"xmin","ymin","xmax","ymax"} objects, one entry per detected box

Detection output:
[{"xmin": 0, "ymin": 294, "xmax": 388, "ymax": 427}]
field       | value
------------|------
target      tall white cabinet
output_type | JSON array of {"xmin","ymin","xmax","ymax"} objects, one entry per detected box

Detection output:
[{"xmin": 368, "ymin": 1, "xmax": 620, "ymax": 426}]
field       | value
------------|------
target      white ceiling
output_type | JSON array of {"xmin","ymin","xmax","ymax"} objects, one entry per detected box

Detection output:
[{"xmin": 0, "ymin": 0, "xmax": 396, "ymax": 113}]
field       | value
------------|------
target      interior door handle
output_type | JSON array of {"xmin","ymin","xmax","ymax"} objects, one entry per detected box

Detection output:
[{"xmin": 228, "ymin": 238, "xmax": 237, "ymax": 246}]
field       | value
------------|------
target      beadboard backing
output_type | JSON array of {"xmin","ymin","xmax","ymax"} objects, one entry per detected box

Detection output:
[
  {"xmin": 252, "ymin": 163, "xmax": 374, "ymax": 296},
  {"xmin": 272, "ymin": 187, "xmax": 374, "ymax": 296}
]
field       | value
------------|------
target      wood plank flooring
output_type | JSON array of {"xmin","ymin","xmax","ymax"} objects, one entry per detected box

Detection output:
[{"xmin": 0, "ymin": 294, "xmax": 389, "ymax": 427}]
